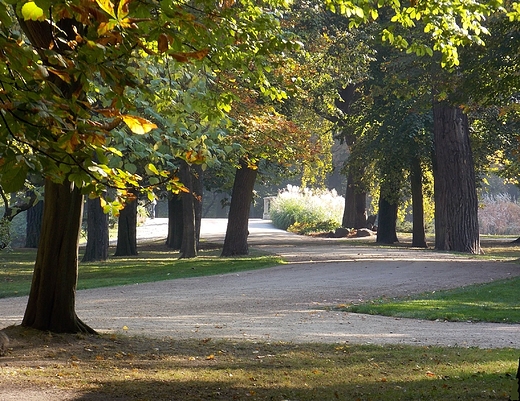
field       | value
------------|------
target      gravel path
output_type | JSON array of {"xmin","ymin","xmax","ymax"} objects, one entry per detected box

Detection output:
[{"xmin": 1, "ymin": 218, "xmax": 519, "ymax": 349}]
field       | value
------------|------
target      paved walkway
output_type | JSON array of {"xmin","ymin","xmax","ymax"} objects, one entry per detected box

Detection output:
[{"xmin": 1, "ymin": 218, "xmax": 519, "ymax": 348}]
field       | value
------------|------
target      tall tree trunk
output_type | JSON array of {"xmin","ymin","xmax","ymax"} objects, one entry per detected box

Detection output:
[
  {"xmin": 82, "ymin": 197, "xmax": 109, "ymax": 262},
  {"xmin": 19, "ymin": 18, "xmax": 94, "ymax": 333},
  {"xmin": 433, "ymin": 102, "xmax": 480, "ymax": 253},
  {"xmin": 221, "ymin": 160, "xmax": 258, "ymax": 256},
  {"xmin": 342, "ymin": 170, "xmax": 367, "ymax": 229},
  {"xmin": 114, "ymin": 194, "xmax": 138, "ymax": 256},
  {"xmin": 376, "ymin": 181, "xmax": 399, "ymax": 244},
  {"xmin": 410, "ymin": 157, "xmax": 427, "ymax": 248},
  {"xmin": 179, "ymin": 161, "xmax": 197, "ymax": 258},
  {"xmin": 166, "ymin": 195, "xmax": 183, "ymax": 250},
  {"xmin": 22, "ymin": 179, "xmax": 95, "ymax": 333},
  {"xmin": 192, "ymin": 165, "xmax": 203, "ymax": 248},
  {"xmin": 25, "ymin": 199, "xmax": 44, "ymax": 248}
]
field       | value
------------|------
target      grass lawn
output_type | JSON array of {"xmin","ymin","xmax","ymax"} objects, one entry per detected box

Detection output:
[
  {"xmin": 1, "ymin": 325, "xmax": 518, "ymax": 401},
  {"xmin": 341, "ymin": 276, "xmax": 520, "ymax": 323},
  {"xmin": 314, "ymin": 234, "xmax": 520, "ymax": 324},
  {"xmin": 337, "ymin": 237, "xmax": 520, "ymax": 323},
  {"xmin": 0, "ymin": 241, "xmax": 284, "ymax": 298}
]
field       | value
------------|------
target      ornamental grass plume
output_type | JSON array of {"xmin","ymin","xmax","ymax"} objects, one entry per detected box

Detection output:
[
  {"xmin": 479, "ymin": 193, "xmax": 520, "ymax": 235},
  {"xmin": 269, "ymin": 185, "xmax": 344, "ymax": 234}
]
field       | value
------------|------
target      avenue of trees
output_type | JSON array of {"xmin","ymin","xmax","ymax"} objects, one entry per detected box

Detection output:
[{"xmin": 0, "ymin": 0, "xmax": 518, "ymax": 333}]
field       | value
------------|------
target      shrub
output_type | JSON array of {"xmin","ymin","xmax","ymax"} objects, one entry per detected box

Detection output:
[
  {"xmin": 270, "ymin": 185, "xmax": 344, "ymax": 234},
  {"xmin": 479, "ymin": 193, "xmax": 520, "ymax": 235}
]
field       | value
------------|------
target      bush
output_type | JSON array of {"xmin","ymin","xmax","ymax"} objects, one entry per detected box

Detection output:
[
  {"xmin": 479, "ymin": 193, "xmax": 520, "ymax": 235},
  {"xmin": 270, "ymin": 185, "xmax": 344, "ymax": 234}
]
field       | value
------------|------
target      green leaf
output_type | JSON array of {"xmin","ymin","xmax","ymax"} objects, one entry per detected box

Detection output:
[
  {"xmin": 0, "ymin": 162, "xmax": 28, "ymax": 193},
  {"xmin": 124, "ymin": 163, "xmax": 137, "ymax": 174}
]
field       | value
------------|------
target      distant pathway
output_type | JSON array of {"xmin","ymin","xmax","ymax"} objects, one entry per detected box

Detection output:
[{"xmin": 1, "ymin": 218, "xmax": 519, "ymax": 348}]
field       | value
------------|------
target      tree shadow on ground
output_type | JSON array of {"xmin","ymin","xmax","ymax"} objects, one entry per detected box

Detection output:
[{"xmin": 1, "ymin": 326, "xmax": 516, "ymax": 401}]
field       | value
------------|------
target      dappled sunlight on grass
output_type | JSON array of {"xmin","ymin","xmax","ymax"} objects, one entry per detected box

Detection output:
[{"xmin": 1, "ymin": 326, "xmax": 518, "ymax": 401}]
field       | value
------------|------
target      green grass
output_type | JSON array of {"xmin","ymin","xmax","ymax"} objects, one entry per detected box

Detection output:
[
  {"xmin": 3, "ymin": 325, "xmax": 519, "ymax": 401},
  {"xmin": 342, "ymin": 277, "xmax": 520, "ymax": 323},
  {"xmin": 0, "ymin": 244, "xmax": 284, "ymax": 298}
]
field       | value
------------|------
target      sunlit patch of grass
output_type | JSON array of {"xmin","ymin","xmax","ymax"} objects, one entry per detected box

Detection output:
[
  {"xmin": 1, "ymin": 326, "xmax": 518, "ymax": 401},
  {"xmin": 0, "ymin": 248, "xmax": 38, "ymax": 298},
  {"xmin": 342, "ymin": 277, "xmax": 520, "ymax": 323},
  {"xmin": 0, "ymin": 246, "xmax": 284, "ymax": 298}
]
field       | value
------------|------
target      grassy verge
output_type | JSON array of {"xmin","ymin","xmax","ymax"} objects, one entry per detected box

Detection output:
[
  {"xmin": 342, "ymin": 277, "xmax": 520, "ymax": 323},
  {"xmin": 0, "ymin": 243, "xmax": 284, "ymax": 298},
  {"xmin": 1, "ymin": 326, "xmax": 518, "ymax": 401}
]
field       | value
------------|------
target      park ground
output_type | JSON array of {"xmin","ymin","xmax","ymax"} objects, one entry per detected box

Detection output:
[{"xmin": 1, "ymin": 218, "xmax": 519, "ymax": 400}]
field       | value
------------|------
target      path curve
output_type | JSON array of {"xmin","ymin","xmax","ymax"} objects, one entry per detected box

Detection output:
[{"xmin": 1, "ymin": 218, "xmax": 519, "ymax": 348}]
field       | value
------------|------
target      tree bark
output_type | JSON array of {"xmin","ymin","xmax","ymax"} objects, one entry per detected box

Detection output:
[
  {"xmin": 376, "ymin": 181, "xmax": 399, "ymax": 244},
  {"xmin": 114, "ymin": 194, "xmax": 138, "ymax": 256},
  {"xmin": 82, "ymin": 197, "xmax": 109, "ymax": 262},
  {"xmin": 179, "ymin": 161, "xmax": 197, "ymax": 258},
  {"xmin": 221, "ymin": 160, "xmax": 258, "ymax": 256},
  {"xmin": 22, "ymin": 179, "xmax": 95, "ymax": 333},
  {"xmin": 166, "ymin": 195, "xmax": 183, "ymax": 250},
  {"xmin": 192, "ymin": 164, "xmax": 203, "ymax": 248},
  {"xmin": 25, "ymin": 199, "xmax": 44, "ymax": 248},
  {"xmin": 433, "ymin": 103, "xmax": 480, "ymax": 253},
  {"xmin": 342, "ymin": 170, "xmax": 368, "ymax": 229},
  {"xmin": 410, "ymin": 157, "xmax": 427, "ymax": 248},
  {"xmin": 343, "ymin": 172, "xmax": 367, "ymax": 229}
]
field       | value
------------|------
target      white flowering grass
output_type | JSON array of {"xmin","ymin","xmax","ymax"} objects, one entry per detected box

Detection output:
[
  {"xmin": 270, "ymin": 185, "xmax": 344, "ymax": 233},
  {"xmin": 479, "ymin": 193, "xmax": 520, "ymax": 235}
]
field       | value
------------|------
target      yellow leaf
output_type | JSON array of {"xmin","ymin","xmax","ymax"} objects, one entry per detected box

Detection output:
[
  {"xmin": 97, "ymin": 21, "xmax": 117, "ymax": 36},
  {"xmin": 121, "ymin": 115, "xmax": 157, "ymax": 135},
  {"xmin": 117, "ymin": 0, "xmax": 130, "ymax": 19},
  {"xmin": 21, "ymin": 2, "xmax": 45, "ymax": 21},
  {"xmin": 206, "ymin": 354, "xmax": 215, "ymax": 360},
  {"xmin": 122, "ymin": 325, "xmax": 128, "ymax": 330},
  {"xmin": 95, "ymin": 0, "xmax": 116, "ymax": 18}
]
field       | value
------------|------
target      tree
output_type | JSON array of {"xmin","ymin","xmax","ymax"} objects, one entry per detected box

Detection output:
[
  {"xmin": 179, "ymin": 161, "xmax": 197, "ymax": 258},
  {"xmin": 0, "ymin": 0, "xmax": 297, "ymax": 333},
  {"xmin": 376, "ymin": 181, "xmax": 399, "ymax": 244},
  {"xmin": 114, "ymin": 193, "xmax": 138, "ymax": 257},
  {"xmin": 166, "ymin": 195, "xmax": 183, "ymax": 250},
  {"xmin": 2, "ymin": 0, "xmax": 516, "ymax": 333},
  {"xmin": 286, "ymin": 4, "xmax": 375, "ymax": 229},
  {"xmin": 0, "ymin": 187, "xmax": 39, "ymax": 249},
  {"xmin": 220, "ymin": 107, "xmax": 326, "ymax": 256},
  {"xmin": 22, "ymin": 180, "xmax": 95, "ymax": 333},
  {"xmin": 25, "ymin": 198, "xmax": 43, "ymax": 248},
  {"xmin": 82, "ymin": 197, "xmax": 109, "ymax": 262},
  {"xmin": 433, "ymin": 103, "xmax": 480, "ymax": 253},
  {"xmin": 221, "ymin": 159, "xmax": 258, "ymax": 256},
  {"xmin": 409, "ymin": 156, "xmax": 427, "ymax": 248}
]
